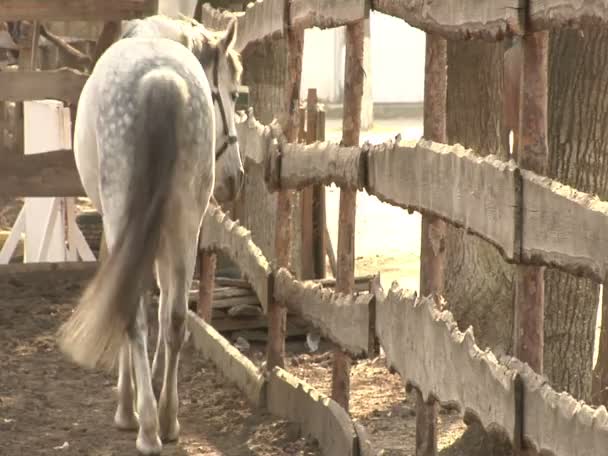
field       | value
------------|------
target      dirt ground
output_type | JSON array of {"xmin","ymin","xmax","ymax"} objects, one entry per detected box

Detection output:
[{"xmin": 0, "ymin": 270, "xmax": 320, "ymax": 456}]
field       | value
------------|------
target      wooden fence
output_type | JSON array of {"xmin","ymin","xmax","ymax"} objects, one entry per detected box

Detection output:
[{"xmin": 2, "ymin": 1, "xmax": 608, "ymax": 455}]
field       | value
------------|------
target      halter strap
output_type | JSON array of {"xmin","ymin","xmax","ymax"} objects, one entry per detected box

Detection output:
[{"xmin": 211, "ymin": 48, "xmax": 237, "ymax": 160}]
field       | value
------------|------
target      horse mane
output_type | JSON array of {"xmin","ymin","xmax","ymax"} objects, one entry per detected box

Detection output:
[{"xmin": 122, "ymin": 14, "xmax": 242, "ymax": 84}]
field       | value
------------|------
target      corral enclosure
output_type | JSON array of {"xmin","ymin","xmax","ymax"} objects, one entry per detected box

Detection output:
[{"xmin": 1, "ymin": 1, "xmax": 608, "ymax": 456}]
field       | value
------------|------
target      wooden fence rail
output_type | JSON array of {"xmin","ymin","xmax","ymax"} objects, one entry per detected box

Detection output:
[
  {"xmin": 371, "ymin": 277, "xmax": 608, "ymax": 456},
  {"xmin": 0, "ymin": 0, "xmax": 158, "ymax": 21}
]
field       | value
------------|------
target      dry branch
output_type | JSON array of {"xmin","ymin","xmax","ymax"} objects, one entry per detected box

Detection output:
[
  {"xmin": 199, "ymin": 206, "xmax": 272, "ymax": 312},
  {"xmin": 39, "ymin": 24, "xmax": 92, "ymax": 67},
  {"xmin": 0, "ymin": 68, "xmax": 88, "ymax": 104},
  {"xmin": 273, "ymin": 267, "xmax": 372, "ymax": 356},
  {"xmin": 0, "ymin": 0, "xmax": 157, "ymax": 21}
]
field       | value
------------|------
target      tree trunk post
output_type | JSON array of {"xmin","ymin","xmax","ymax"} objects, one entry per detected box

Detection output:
[
  {"xmin": 266, "ymin": 1, "xmax": 304, "ymax": 370},
  {"xmin": 301, "ymin": 88, "xmax": 318, "ymax": 279},
  {"xmin": 197, "ymin": 249, "xmax": 216, "ymax": 323},
  {"xmin": 416, "ymin": 33, "xmax": 447, "ymax": 456},
  {"xmin": 514, "ymin": 29, "xmax": 549, "ymax": 455},
  {"xmin": 331, "ymin": 19, "xmax": 364, "ymax": 412}
]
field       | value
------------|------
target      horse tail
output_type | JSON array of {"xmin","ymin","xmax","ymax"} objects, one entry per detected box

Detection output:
[{"xmin": 58, "ymin": 68, "xmax": 188, "ymax": 370}]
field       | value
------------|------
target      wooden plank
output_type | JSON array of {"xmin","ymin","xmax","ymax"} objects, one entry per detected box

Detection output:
[
  {"xmin": 372, "ymin": 0, "xmax": 523, "ymax": 41},
  {"xmin": 503, "ymin": 357, "xmax": 608, "ymax": 456},
  {"xmin": 0, "ymin": 68, "xmax": 88, "ymax": 104},
  {"xmin": 520, "ymin": 171, "xmax": 608, "ymax": 282},
  {"xmin": 187, "ymin": 311, "xmax": 266, "ymax": 407},
  {"xmin": 366, "ymin": 139, "xmax": 520, "ymax": 261},
  {"xmin": 0, "ymin": 0, "xmax": 158, "ymax": 21},
  {"xmin": 0, "ymin": 148, "xmax": 85, "ymax": 197},
  {"xmin": 274, "ymin": 268, "xmax": 371, "ymax": 356},
  {"xmin": 530, "ymin": 0, "xmax": 608, "ymax": 30},
  {"xmin": 280, "ymin": 141, "xmax": 365, "ymax": 190},
  {"xmin": 267, "ymin": 367, "xmax": 360, "ymax": 456},
  {"xmin": 199, "ymin": 206, "xmax": 272, "ymax": 313},
  {"xmin": 291, "ymin": 0, "xmax": 368, "ymax": 29},
  {"xmin": 372, "ymin": 278, "xmax": 519, "ymax": 443}
]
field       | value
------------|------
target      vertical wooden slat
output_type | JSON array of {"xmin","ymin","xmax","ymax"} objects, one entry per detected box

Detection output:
[
  {"xmin": 197, "ymin": 250, "xmax": 216, "ymax": 323},
  {"xmin": 416, "ymin": 33, "xmax": 448, "ymax": 456},
  {"xmin": 331, "ymin": 19, "xmax": 365, "ymax": 412},
  {"xmin": 266, "ymin": 0, "xmax": 304, "ymax": 370},
  {"xmin": 513, "ymin": 28, "xmax": 549, "ymax": 456},
  {"xmin": 300, "ymin": 89, "xmax": 317, "ymax": 279}
]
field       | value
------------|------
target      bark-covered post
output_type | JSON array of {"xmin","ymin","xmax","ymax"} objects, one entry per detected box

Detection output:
[
  {"xmin": 331, "ymin": 19, "xmax": 365, "ymax": 412},
  {"xmin": 416, "ymin": 33, "xmax": 447, "ymax": 456},
  {"xmin": 197, "ymin": 249, "xmax": 216, "ymax": 322},
  {"xmin": 514, "ymin": 29, "xmax": 549, "ymax": 455},
  {"xmin": 301, "ymin": 89, "xmax": 318, "ymax": 279},
  {"xmin": 266, "ymin": 0, "xmax": 304, "ymax": 370}
]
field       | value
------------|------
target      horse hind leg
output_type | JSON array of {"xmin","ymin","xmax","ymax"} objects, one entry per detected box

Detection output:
[
  {"xmin": 130, "ymin": 297, "xmax": 162, "ymax": 455},
  {"xmin": 151, "ymin": 265, "xmax": 167, "ymax": 400},
  {"xmin": 157, "ymin": 231, "xmax": 198, "ymax": 443},
  {"xmin": 114, "ymin": 343, "xmax": 138, "ymax": 431}
]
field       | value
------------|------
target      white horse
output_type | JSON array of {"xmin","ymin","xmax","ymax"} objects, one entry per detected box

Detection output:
[{"xmin": 57, "ymin": 15, "xmax": 244, "ymax": 455}]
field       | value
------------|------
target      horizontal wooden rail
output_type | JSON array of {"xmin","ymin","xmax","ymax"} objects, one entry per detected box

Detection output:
[
  {"xmin": 372, "ymin": 277, "xmax": 608, "ymax": 456},
  {"xmin": 274, "ymin": 268, "xmax": 373, "ymax": 356},
  {"xmin": 291, "ymin": 0, "xmax": 369, "ymax": 29},
  {"xmin": 199, "ymin": 206, "xmax": 273, "ymax": 312},
  {"xmin": 0, "ymin": 0, "xmax": 157, "ymax": 21},
  {"xmin": 0, "ymin": 149, "xmax": 85, "ymax": 197},
  {"xmin": 0, "ymin": 69, "xmax": 88, "ymax": 105}
]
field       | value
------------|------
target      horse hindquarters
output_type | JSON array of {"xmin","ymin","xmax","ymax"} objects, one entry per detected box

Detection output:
[{"xmin": 57, "ymin": 68, "xmax": 188, "ymax": 370}]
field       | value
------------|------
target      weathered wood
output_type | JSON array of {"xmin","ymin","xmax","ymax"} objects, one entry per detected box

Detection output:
[
  {"xmin": 301, "ymin": 89, "xmax": 317, "ymax": 279},
  {"xmin": 503, "ymin": 356, "xmax": 608, "ymax": 456},
  {"xmin": 291, "ymin": 0, "xmax": 369, "ymax": 29},
  {"xmin": 280, "ymin": 141, "xmax": 365, "ymax": 190},
  {"xmin": 372, "ymin": 0, "xmax": 523, "ymax": 41},
  {"xmin": 267, "ymin": 367, "xmax": 359, "ymax": 456},
  {"xmin": 199, "ymin": 206, "xmax": 272, "ymax": 313},
  {"xmin": 373, "ymin": 277, "xmax": 608, "ymax": 456},
  {"xmin": 0, "ymin": 68, "xmax": 88, "ymax": 104},
  {"xmin": 530, "ymin": 0, "xmax": 608, "ymax": 30},
  {"xmin": 197, "ymin": 250, "xmax": 216, "ymax": 322},
  {"xmin": 187, "ymin": 311, "xmax": 266, "ymax": 406},
  {"xmin": 0, "ymin": 148, "xmax": 85, "ymax": 197},
  {"xmin": 373, "ymin": 278, "xmax": 519, "ymax": 442},
  {"xmin": 367, "ymin": 139, "xmax": 520, "ymax": 261},
  {"xmin": 274, "ymin": 268, "xmax": 372, "ymax": 356},
  {"xmin": 0, "ymin": 0, "xmax": 157, "ymax": 21},
  {"xmin": 417, "ymin": 31, "xmax": 448, "ymax": 456},
  {"xmin": 520, "ymin": 171, "xmax": 608, "ymax": 282},
  {"xmin": 514, "ymin": 30, "xmax": 549, "ymax": 392}
]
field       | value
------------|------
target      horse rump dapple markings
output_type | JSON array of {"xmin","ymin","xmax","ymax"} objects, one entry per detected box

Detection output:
[{"xmin": 56, "ymin": 15, "xmax": 244, "ymax": 455}]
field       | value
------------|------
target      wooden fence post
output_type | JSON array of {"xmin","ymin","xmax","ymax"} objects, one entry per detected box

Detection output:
[
  {"xmin": 331, "ymin": 19, "xmax": 365, "ymax": 412},
  {"xmin": 416, "ymin": 33, "xmax": 447, "ymax": 456},
  {"xmin": 513, "ymin": 28, "xmax": 549, "ymax": 455},
  {"xmin": 266, "ymin": 0, "xmax": 304, "ymax": 370},
  {"xmin": 197, "ymin": 249, "xmax": 216, "ymax": 323}
]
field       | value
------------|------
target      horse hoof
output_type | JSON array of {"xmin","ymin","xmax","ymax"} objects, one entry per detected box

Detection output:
[
  {"xmin": 136, "ymin": 433, "xmax": 162, "ymax": 456},
  {"xmin": 159, "ymin": 419, "xmax": 180, "ymax": 443},
  {"xmin": 114, "ymin": 408, "xmax": 139, "ymax": 431}
]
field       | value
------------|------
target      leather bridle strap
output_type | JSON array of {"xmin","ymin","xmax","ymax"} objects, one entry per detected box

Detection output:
[{"xmin": 211, "ymin": 47, "xmax": 237, "ymax": 160}]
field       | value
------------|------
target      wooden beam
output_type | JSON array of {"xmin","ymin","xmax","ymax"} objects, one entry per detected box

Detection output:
[
  {"xmin": 0, "ymin": 148, "xmax": 85, "ymax": 197},
  {"xmin": 372, "ymin": 0, "xmax": 523, "ymax": 41},
  {"xmin": 530, "ymin": 0, "xmax": 608, "ymax": 30},
  {"xmin": 0, "ymin": 0, "xmax": 158, "ymax": 21},
  {"xmin": 416, "ymin": 32, "xmax": 448, "ymax": 456},
  {"xmin": 197, "ymin": 249, "xmax": 217, "ymax": 322},
  {"xmin": 331, "ymin": 18, "xmax": 365, "ymax": 412},
  {"xmin": 0, "ymin": 68, "xmax": 88, "ymax": 104},
  {"xmin": 291, "ymin": 0, "xmax": 368, "ymax": 29},
  {"xmin": 513, "ymin": 32, "xmax": 549, "ymax": 456},
  {"xmin": 273, "ymin": 268, "xmax": 372, "ymax": 355}
]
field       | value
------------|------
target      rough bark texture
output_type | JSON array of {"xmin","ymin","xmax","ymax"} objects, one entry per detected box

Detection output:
[
  {"xmin": 444, "ymin": 39, "xmax": 514, "ymax": 360},
  {"xmin": 546, "ymin": 26, "xmax": 607, "ymax": 404},
  {"xmin": 444, "ymin": 25, "xmax": 605, "ymax": 408}
]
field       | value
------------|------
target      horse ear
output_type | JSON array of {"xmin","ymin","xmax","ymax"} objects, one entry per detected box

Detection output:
[{"xmin": 221, "ymin": 17, "xmax": 237, "ymax": 52}]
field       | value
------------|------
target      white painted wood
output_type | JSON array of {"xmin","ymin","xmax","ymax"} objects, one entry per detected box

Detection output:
[
  {"xmin": 0, "ymin": 208, "xmax": 25, "ymax": 264},
  {"xmin": 35, "ymin": 197, "xmax": 61, "ymax": 262}
]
